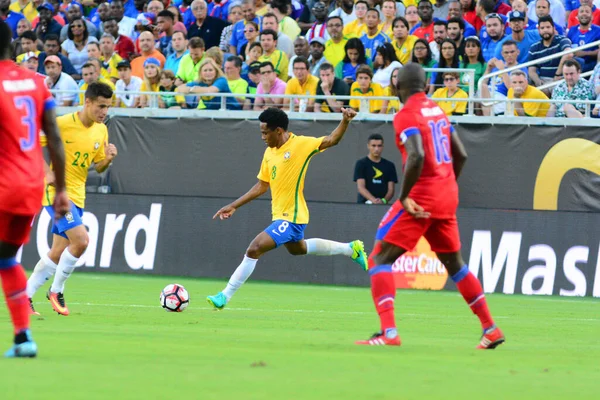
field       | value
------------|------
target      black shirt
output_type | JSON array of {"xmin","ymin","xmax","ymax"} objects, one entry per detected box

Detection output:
[
  {"xmin": 353, "ymin": 156, "xmax": 398, "ymax": 203},
  {"xmin": 187, "ymin": 16, "xmax": 229, "ymax": 50},
  {"xmin": 315, "ymin": 77, "xmax": 350, "ymax": 112}
]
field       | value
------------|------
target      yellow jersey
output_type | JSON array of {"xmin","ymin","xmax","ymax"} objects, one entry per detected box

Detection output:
[
  {"xmin": 392, "ymin": 35, "xmax": 418, "ymax": 65},
  {"xmin": 257, "ymin": 134, "xmax": 325, "ymax": 224},
  {"xmin": 323, "ymin": 35, "xmax": 355, "ymax": 68},
  {"xmin": 432, "ymin": 87, "xmax": 468, "ymax": 115},
  {"xmin": 349, "ymin": 82, "xmax": 384, "ymax": 113},
  {"xmin": 383, "ymin": 86, "xmax": 401, "ymax": 113},
  {"xmin": 507, "ymin": 86, "xmax": 550, "ymax": 117},
  {"xmin": 344, "ymin": 20, "xmax": 367, "ymax": 37},
  {"xmin": 42, "ymin": 113, "xmax": 108, "ymax": 209},
  {"xmin": 9, "ymin": 1, "xmax": 37, "ymax": 22},
  {"xmin": 101, "ymin": 53, "xmax": 123, "ymax": 81},
  {"xmin": 258, "ymin": 50, "xmax": 289, "ymax": 82}
]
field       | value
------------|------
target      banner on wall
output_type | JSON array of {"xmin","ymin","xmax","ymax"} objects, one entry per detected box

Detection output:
[{"xmin": 393, "ymin": 238, "xmax": 448, "ymax": 290}]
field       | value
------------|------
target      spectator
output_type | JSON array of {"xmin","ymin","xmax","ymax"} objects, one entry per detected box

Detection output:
[
  {"xmin": 381, "ymin": 66, "xmax": 401, "ymax": 114},
  {"xmin": 115, "ymin": 60, "xmax": 143, "ymax": 108},
  {"xmin": 219, "ymin": 5, "xmax": 243, "ymax": 52},
  {"xmin": 429, "ymin": 20, "xmax": 447, "ymax": 61},
  {"xmin": 33, "ymin": 3, "xmax": 62, "ymax": 42},
  {"xmin": 481, "ymin": 12, "xmax": 506, "ymax": 61},
  {"xmin": 207, "ymin": 0, "xmax": 232, "ymax": 22},
  {"xmin": 308, "ymin": 37, "xmax": 329, "ymax": 76},
  {"xmin": 158, "ymin": 70, "xmax": 187, "ymax": 109},
  {"xmin": 527, "ymin": 0, "xmax": 565, "ymax": 28},
  {"xmin": 147, "ymin": 0, "xmax": 164, "ymax": 16},
  {"xmin": 11, "ymin": 19, "xmax": 35, "ymax": 59},
  {"xmin": 567, "ymin": 4, "xmax": 600, "ymax": 72},
  {"xmin": 447, "ymin": 17, "xmax": 466, "ymax": 57},
  {"xmin": 254, "ymin": 61, "xmax": 287, "ymax": 110},
  {"xmin": 111, "ymin": 0, "xmax": 137, "ymax": 39},
  {"xmin": 284, "ymin": 56, "xmax": 319, "ymax": 111},
  {"xmin": 38, "ymin": 34, "xmax": 79, "ymax": 78},
  {"xmin": 429, "ymin": 39, "xmax": 460, "ymax": 95},
  {"xmin": 44, "ymin": 55, "xmax": 79, "ymax": 106},
  {"xmin": 205, "ymin": 45, "xmax": 224, "ymax": 67},
  {"xmin": 531, "ymin": 0, "xmax": 565, "ymax": 34},
  {"xmin": 307, "ymin": 1, "xmax": 332, "ymax": 42},
  {"xmin": 156, "ymin": 10, "xmax": 176, "ymax": 57},
  {"xmin": 239, "ymin": 21, "xmax": 260, "ymax": 59},
  {"xmin": 461, "ymin": 36, "xmax": 486, "ymax": 88},
  {"xmin": 447, "ymin": 0, "xmax": 476, "ymax": 36},
  {"xmin": 33, "ymin": 0, "xmax": 65, "ymax": 27},
  {"xmin": 135, "ymin": 12, "xmax": 160, "ymax": 45},
  {"xmin": 0, "ymin": 0, "xmax": 24, "ymax": 39},
  {"xmin": 315, "ymin": 62, "xmax": 350, "ymax": 112},
  {"xmin": 405, "ymin": 5, "xmax": 420, "ymax": 31},
  {"xmin": 432, "ymin": 71, "xmax": 468, "ymax": 115},
  {"xmin": 567, "ymin": 0, "xmax": 600, "ymax": 28},
  {"xmin": 164, "ymin": 31, "xmax": 189, "ymax": 74},
  {"xmin": 10, "ymin": 0, "xmax": 36, "ymax": 23},
  {"xmin": 20, "ymin": 52, "xmax": 39, "ymax": 73},
  {"xmin": 244, "ymin": 42, "xmax": 263, "ymax": 73},
  {"xmin": 475, "ymin": 0, "xmax": 507, "ymax": 32},
  {"xmin": 229, "ymin": 0, "xmax": 261, "ymax": 56},
  {"xmin": 379, "ymin": 0, "xmax": 397, "ymax": 37},
  {"xmin": 353, "ymin": 134, "xmax": 398, "ymax": 204},
  {"xmin": 187, "ymin": 0, "xmax": 228, "ymax": 50},
  {"xmin": 90, "ymin": 2, "xmax": 111, "ymax": 32},
  {"xmin": 224, "ymin": 56, "xmax": 249, "ymax": 107},
  {"xmin": 349, "ymin": 64, "xmax": 384, "ymax": 113},
  {"xmin": 335, "ymin": 38, "xmax": 371, "ymax": 85},
  {"xmin": 288, "ymin": 37, "xmax": 310, "ymax": 78},
  {"xmin": 329, "ymin": 0, "xmax": 357, "ymax": 27},
  {"xmin": 481, "ymin": 40, "xmax": 524, "ymax": 116},
  {"xmin": 411, "ymin": 0, "xmax": 435, "ymax": 42},
  {"xmin": 391, "ymin": 17, "xmax": 418, "ymax": 65},
  {"xmin": 176, "ymin": 37, "xmax": 205, "ymax": 82},
  {"xmin": 99, "ymin": 34, "xmax": 123, "ymax": 84},
  {"xmin": 268, "ymin": 0, "xmax": 301, "ymax": 40},
  {"xmin": 61, "ymin": 17, "xmax": 99, "ymax": 74},
  {"xmin": 507, "ymin": 70, "xmax": 550, "ymax": 116},
  {"xmin": 495, "ymin": 11, "xmax": 541, "ymax": 64},
  {"xmin": 103, "ymin": 18, "xmax": 135, "ymax": 61},
  {"xmin": 60, "ymin": 3, "xmax": 99, "ymax": 43},
  {"xmin": 255, "ymin": 0, "xmax": 269, "ymax": 16},
  {"xmin": 373, "ymin": 43, "xmax": 402, "ymax": 88},
  {"xmin": 86, "ymin": 43, "xmax": 108, "ymax": 78},
  {"xmin": 139, "ymin": 58, "xmax": 162, "ymax": 108},
  {"xmin": 262, "ymin": 12, "xmax": 294, "ymax": 57},
  {"xmin": 131, "ymin": 31, "xmax": 167, "ymax": 78},
  {"xmin": 258, "ymin": 29, "xmax": 289, "ymax": 81},
  {"xmin": 528, "ymin": 16, "xmax": 572, "ymax": 89},
  {"xmin": 243, "ymin": 61, "xmax": 262, "ymax": 109},
  {"xmin": 548, "ymin": 59, "xmax": 595, "ymax": 118},
  {"xmin": 299, "ymin": 0, "xmax": 337, "ymax": 32},
  {"xmin": 411, "ymin": 38, "xmax": 436, "ymax": 90},
  {"xmin": 324, "ymin": 16, "xmax": 351, "ymax": 67},
  {"xmin": 78, "ymin": 59, "xmax": 117, "ymax": 105},
  {"xmin": 178, "ymin": 58, "xmax": 241, "ymax": 110},
  {"xmin": 361, "ymin": 8, "xmax": 390, "ymax": 62},
  {"xmin": 14, "ymin": 30, "xmax": 39, "ymax": 63},
  {"xmin": 461, "ymin": 0, "xmax": 482, "ymax": 32},
  {"xmin": 433, "ymin": 0, "xmax": 450, "ymax": 20}
]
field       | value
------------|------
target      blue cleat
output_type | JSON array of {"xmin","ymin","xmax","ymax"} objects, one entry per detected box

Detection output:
[
  {"xmin": 5, "ymin": 330, "xmax": 37, "ymax": 358},
  {"xmin": 206, "ymin": 292, "xmax": 228, "ymax": 310}
]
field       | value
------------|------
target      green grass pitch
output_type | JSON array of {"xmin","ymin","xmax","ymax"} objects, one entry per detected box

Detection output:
[{"xmin": 1, "ymin": 273, "xmax": 599, "ymax": 399}]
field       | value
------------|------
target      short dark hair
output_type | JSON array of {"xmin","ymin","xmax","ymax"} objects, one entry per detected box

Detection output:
[
  {"xmin": 87, "ymin": 41, "xmax": 100, "ymax": 50},
  {"xmin": 293, "ymin": 55, "xmax": 309, "ymax": 69},
  {"xmin": 103, "ymin": 16, "xmax": 118, "ymax": 24},
  {"xmin": 260, "ymin": 28, "xmax": 278, "ymax": 41},
  {"xmin": 0, "ymin": 20, "xmax": 12, "ymax": 58},
  {"xmin": 447, "ymin": 17, "xmax": 465, "ymax": 30},
  {"xmin": 433, "ymin": 20, "xmax": 448, "ymax": 28},
  {"xmin": 479, "ymin": 0, "xmax": 495, "ymax": 14},
  {"xmin": 538, "ymin": 15, "xmax": 554, "ymax": 26},
  {"xmin": 21, "ymin": 30, "xmax": 37, "ymax": 42},
  {"xmin": 356, "ymin": 64, "xmax": 373, "ymax": 79},
  {"xmin": 366, "ymin": 8, "xmax": 380, "ymax": 17},
  {"xmin": 319, "ymin": 62, "xmax": 334, "ymax": 72},
  {"xmin": 368, "ymin": 134, "xmax": 383, "ymax": 143},
  {"xmin": 259, "ymin": 107, "xmax": 289, "ymax": 131},
  {"xmin": 262, "ymin": 12, "xmax": 278, "ymax": 22},
  {"xmin": 259, "ymin": 61, "xmax": 274, "ymax": 71},
  {"xmin": 45, "ymin": 34, "xmax": 60, "ymax": 43},
  {"xmin": 188, "ymin": 37, "xmax": 205, "ymax": 49},
  {"xmin": 82, "ymin": 62, "xmax": 96, "ymax": 71},
  {"xmin": 393, "ymin": 16, "xmax": 409, "ymax": 30},
  {"xmin": 85, "ymin": 81, "xmax": 113, "ymax": 100},
  {"xmin": 157, "ymin": 10, "xmax": 175, "ymax": 20},
  {"xmin": 326, "ymin": 15, "xmax": 343, "ymax": 25},
  {"xmin": 355, "ymin": 0, "xmax": 369, "ymax": 7},
  {"xmin": 502, "ymin": 39, "xmax": 518, "ymax": 48},
  {"xmin": 226, "ymin": 55, "xmax": 242, "ymax": 68},
  {"xmin": 563, "ymin": 59, "xmax": 581, "ymax": 72}
]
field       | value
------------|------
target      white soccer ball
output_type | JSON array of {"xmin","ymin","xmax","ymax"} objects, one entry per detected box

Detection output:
[{"xmin": 160, "ymin": 284, "xmax": 190, "ymax": 312}]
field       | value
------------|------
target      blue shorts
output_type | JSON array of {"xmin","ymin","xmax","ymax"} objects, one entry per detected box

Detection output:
[
  {"xmin": 44, "ymin": 201, "xmax": 84, "ymax": 239},
  {"xmin": 264, "ymin": 220, "xmax": 307, "ymax": 247}
]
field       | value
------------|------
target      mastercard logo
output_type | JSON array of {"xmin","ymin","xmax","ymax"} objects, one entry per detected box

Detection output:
[{"xmin": 392, "ymin": 237, "xmax": 448, "ymax": 290}]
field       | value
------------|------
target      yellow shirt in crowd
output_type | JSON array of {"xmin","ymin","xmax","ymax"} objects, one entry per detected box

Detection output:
[
  {"xmin": 507, "ymin": 85, "xmax": 550, "ymax": 117},
  {"xmin": 349, "ymin": 81, "xmax": 384, "ymax": 113},
  {"xmin": 259, "ymin": 50, "xmax": 289, "ymax": 82},
  {"xmin": 432, "ymin": 87, "xmax": 468, "ymax": 115},
  {"xmin": 392, "ymin": 35, "xmax": 418, "ymax": 65}
]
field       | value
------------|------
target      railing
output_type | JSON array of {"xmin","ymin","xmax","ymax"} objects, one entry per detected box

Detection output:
[{"xmin": 538, "ymin": 70, "xmax": 595, "ymax": 92}]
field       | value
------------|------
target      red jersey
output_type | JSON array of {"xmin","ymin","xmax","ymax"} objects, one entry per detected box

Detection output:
[
  {"xmin": 393, "ymin": 92, "xmax": 458, "ymax": 218},
  {"xmin": 412, "ymin": 23, "xmax": 435, "ymax": 42},
  {"xmin": 0, "ymin": 60, "xmax": 56, "ymax": 215}
]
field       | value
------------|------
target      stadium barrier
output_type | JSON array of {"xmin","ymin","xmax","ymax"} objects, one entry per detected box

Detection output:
[{"xmin": 19, "ymin": 194, "xmax": 600, "ymax": 298}]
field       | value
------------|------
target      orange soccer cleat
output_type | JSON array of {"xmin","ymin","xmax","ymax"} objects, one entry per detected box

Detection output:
[
  {"xmin": 356, "ymin": 331, "xmax": 402, "ymax": 346},
  {"xmin": 28, "ymin": 298, "xmax": 40, "ymax": 316},
  {"xmin": 477, "ymin": 326, "xmax": 505, "ymax": 349},
  {"xmin": 47, "ymin": 290, "xmax": 70, "ymax": 316}
]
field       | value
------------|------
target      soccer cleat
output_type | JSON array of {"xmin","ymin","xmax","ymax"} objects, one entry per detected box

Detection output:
[
  {"xmin": 356, "ymin": 331, "xmax": 402, "ymax": 346},
  {"xmin": 29, "ymin": 298, "xmax": 40, "ymax": 316},
  {"xmin": 4, "ymin": 330, "xmax": 37, "ymax": 358},
  {"xmin": 206, "ymin": 292, "xmax": 227, "ymax": 310},
  {"xmin": 477, "ymin": 326, "xmax": 505, "ymax": 349},
  {"xmin": 350, "ymin": 240, "xmax": 368, "ymax": 271},
  {"xmin": 47, "ymin": 290, "xmax": 70, "ymax": 316}
]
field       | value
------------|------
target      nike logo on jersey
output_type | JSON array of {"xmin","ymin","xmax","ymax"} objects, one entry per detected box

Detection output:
[{"xmin": 65, "ymin": 140, "xmax": 75, "ymax": 144}]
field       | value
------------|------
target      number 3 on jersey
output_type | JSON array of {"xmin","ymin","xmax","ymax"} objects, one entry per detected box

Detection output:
[
  {"xmin": 428, "ymin": 120, "xmax": 452, "ymax": 165},
  {"xmin": 14, "ymin": 96, "xmax": 36, "ymax": 152}
]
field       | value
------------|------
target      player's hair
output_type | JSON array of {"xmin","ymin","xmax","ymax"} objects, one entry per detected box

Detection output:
[
  {"xmin": 342, "ymin": 38, "xmax": 367, "ymax": 65},
  {"xmin": 44, "ymin": 34, "xmax": 60, "ymax": 43},
  {"xmin": 21, "ymin": 30, "xmax": 37, "ymax": 42},
  {"xmin": 433, "ymin": 20, "xmax": 448, "ymax": 28},
  {"xmin": 393, "ymin": 16, "xmax": 409, "ymax": 30},
  {"xmin": 0, "ymin": 20, "xmax": 12, "ymax": 59},
  {"xmin": 293, "ymin": 56, "xmax": 309, "ymax": 69},
  {"xmin": 85, "ymin": 81, "xmax": 113, "ymax": 100},
  {"xmin": 356, "ymin": 64, "xmax": 373, "ymax": 79},
  {"xmin": 157, "ymin": 10, "xmax": 175, "ymax": 20},
  {"xmin": 368, "ymin": 133, "xmax": 384, "ymax": 143},
  {"xmin": 502, "ymin": 39, "xmax": 518, "ymax": 49},
  {"xmin": 563, "ymin": 59, "xmax": 581, "ymax": 72},
  {"xmin": 319, "ymin": 62, "xmax": 334, "ymax": 72},
  {"xmin": 259, "ymin": 61, "xmax": 274, "ymax": 71},
  {"xmin": 537, "ymin": 15, "xmax": 554, "ymax": 27},
  {"xmin": 259, "ymin": 107, "xmax": 289, "ymax": 131},
  {"xmin": 260, "ymin": 28, "xmax": 278, "ymax": 41},
  {"xmin": 447, "ymin": 17, "xmax": 465, "ymax": 31},
  {"xmin": 188, "ymin": 37, "xmax": 205, "ymax": 49},
  {"xmin": 226, "ymin": 55, "xmax": 242, "ymax": 69}
]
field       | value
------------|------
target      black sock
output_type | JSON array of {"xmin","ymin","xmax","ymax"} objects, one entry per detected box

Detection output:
[{"xmin": 14, "ymin": 331, "xmax": 28, "ymax": 345}]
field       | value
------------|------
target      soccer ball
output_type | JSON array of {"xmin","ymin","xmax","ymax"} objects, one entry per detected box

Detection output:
[{"xmin": 160, "ymin": 284, "xmax": 189, "ymax": 312}]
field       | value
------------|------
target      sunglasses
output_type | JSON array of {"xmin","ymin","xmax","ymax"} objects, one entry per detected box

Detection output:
[
  {"xmin": 244, "ymin": 28, "xmax": 256, "ymax": 33},
  {"xmin": 485, "ymin": 13, "xmax": 501, "ymax": 21},
  {"xmin": 444, "ymin": 77, "xmax": 456, "ymax": 81}
]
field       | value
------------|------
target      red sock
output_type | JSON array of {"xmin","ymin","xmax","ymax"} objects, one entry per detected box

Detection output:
[
  {"xmin": 369, "ymin": 264, "xmax": 396, "ymax": 332},
  {"xmin": 454, "ymin": 268, "xmax": 494, "ymax": 331},
  {"xmin": 0, "ymin": 264, "xmax": 30, "ymax": 334}
]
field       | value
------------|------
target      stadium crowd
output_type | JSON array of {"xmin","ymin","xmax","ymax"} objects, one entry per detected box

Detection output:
[{"xmin": 3, "ymin": 0, "xmax": 600, "ymax": 116}]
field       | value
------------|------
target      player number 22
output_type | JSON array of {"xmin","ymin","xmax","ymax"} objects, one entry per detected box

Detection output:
[
  {"xmin": 14, "ymin": 96, "xmax": 37, "ymax": 152},
  {"xmin": 428, "ymin": 120, "xmax": 452, "ymax": 165}
]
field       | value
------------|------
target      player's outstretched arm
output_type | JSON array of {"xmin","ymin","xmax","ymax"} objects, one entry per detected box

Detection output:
[
  {"xmin": 213, "ymin": 180, "xmax": 270, "ymax": 220},
  {"xmin": 42, "ymin": 107, "xmax": 69, "ymax": 217},
  {"xmin": 450, "ymin": 131, "xmax": 468, "ymax": 179},
  {"xmin": 318, "ymin": 107, "xmax": 357, "ymax": 151},
  {"xmin": 399, "ymin": 134, "xmax": 430, "ymax": 219}
]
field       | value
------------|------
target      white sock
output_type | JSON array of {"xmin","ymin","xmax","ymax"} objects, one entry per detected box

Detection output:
[
  {"xmin": 222, "ymin": 255, "xmax": 258, "ymax": 301},
  {"xmin": 305, "ymin": 238, "xmax": 353, "ymax": 257},
  {"xmin": 26, "ymin": 256, "xmax": 58, "ymax": 298},
  {"xmin": 50, "ymin": 248, "xmax": 79, "ymax": 294}
]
